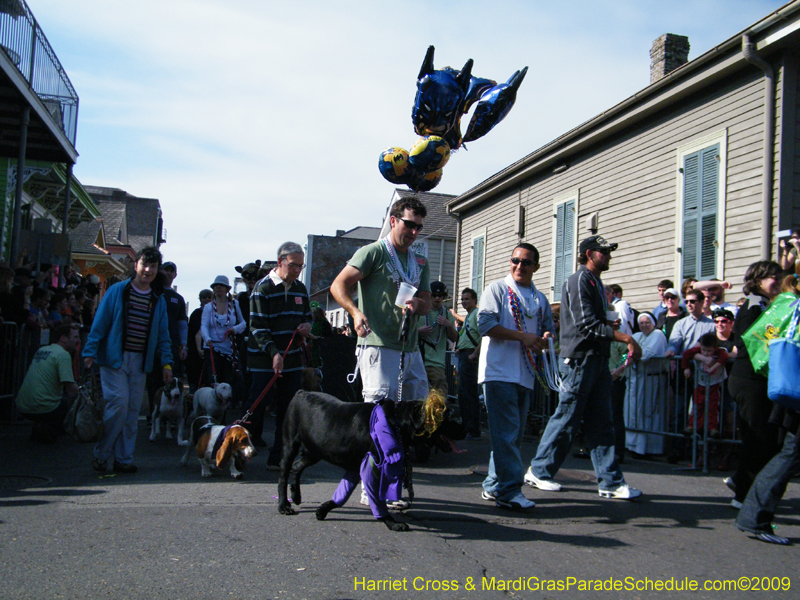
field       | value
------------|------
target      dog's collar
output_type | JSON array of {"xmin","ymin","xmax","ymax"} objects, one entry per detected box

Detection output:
[{"xmin": 212, "ymin": 425, "xmax": 233, "ymax": 457}]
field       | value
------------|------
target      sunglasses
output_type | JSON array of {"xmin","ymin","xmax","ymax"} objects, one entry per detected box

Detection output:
[
  {"xmin": 431, "ymin": 293, "xmax": 446, "ymax": 298},
  {"xmin": 715, "ymin": 318, "xmax": 732, "ymax": 324},
  {"xmin": 397, "ymin": 217, "xmax": 423, "ymax": 232},
  {"xmin": 685, "ymin": 299, "xmax": 701, "ymax": 304},
  {"xmin": 510, "ymin": 257, "xmax": 534, "ymax": 267},
  {"xmin": 665, "ymin": 295, "xmax": 678, "ymax": 300}
]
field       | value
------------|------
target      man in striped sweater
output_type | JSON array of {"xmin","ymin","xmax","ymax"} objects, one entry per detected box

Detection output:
[{"xmin": 246, "ymin": 242, "xmax": 311, "ymax": 467}]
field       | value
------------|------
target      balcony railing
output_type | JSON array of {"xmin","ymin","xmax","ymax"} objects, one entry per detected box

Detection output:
[{"xmin": 0, "ymin": 0, "xmax": 79, "ymax": 146}]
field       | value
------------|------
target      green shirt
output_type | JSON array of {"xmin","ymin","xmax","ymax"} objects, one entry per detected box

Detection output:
[
  {"xmin": 457, "ymin": 307, "xmax": 480, "ymax": 351},
  {"xmin": 420, "ymin": 307, "xmax": 455, "ymax": 369},
  {"xmin": 349, "ymin": 239, "xmax": 430, "ymax": 352},
  {"xmin": 15, "ymin": 344, "xmax": 74, "ymax": 414}
]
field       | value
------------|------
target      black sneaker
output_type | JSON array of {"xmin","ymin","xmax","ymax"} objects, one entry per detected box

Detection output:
[
  {"xmin": 91, "ymin": 458, "xmax": 107, "ymax": 472},
  {"xmin": 113, "ymin": 461, "xmax": 138, "ymax": 474}
]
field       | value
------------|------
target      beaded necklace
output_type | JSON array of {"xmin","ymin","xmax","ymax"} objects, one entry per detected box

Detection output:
[
  {"xmin": 507, "ymin": 286, "xmax": 549, "ymax": 390},
  {"xmin": 382, "ymin": 237, "xmax": 420, "ymax": 289},
  {"xmin": 212, "ymin": 295, "xmax": 233, "ymax": 341}
]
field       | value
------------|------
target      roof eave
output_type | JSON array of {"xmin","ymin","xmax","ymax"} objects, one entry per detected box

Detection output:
[{"xmin": 447, "ymin": 0, "xmax": 800, "ymax": 215}]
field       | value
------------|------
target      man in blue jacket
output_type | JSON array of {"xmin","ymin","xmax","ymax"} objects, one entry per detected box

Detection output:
[{"xmin": 83, "ymin": 246, "xmax": 173, "ymax": 474}]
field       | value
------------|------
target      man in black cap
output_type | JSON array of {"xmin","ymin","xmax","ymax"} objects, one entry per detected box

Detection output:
[
  {"xmin": 418, "ymin": 281, "xmax": 457, "ymax": 397},
  {"xmin": 525, "ymin": 235, "xmax": 643, "ymax": 500}
]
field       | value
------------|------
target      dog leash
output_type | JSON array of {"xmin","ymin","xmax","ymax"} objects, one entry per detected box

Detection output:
[
  {"xmin": 235, "ymin": 328, "xmax": 301, "ymax": 426},
  {"xmin": 207, "ymin": 342, "xmax": 218, "ymax": 384},
  {"xmin": 347, "ymin": 335, "xmax": 368, "ymax": 384}
]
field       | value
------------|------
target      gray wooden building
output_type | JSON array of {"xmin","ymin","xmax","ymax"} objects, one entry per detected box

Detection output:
[{"xmin": 447, "ymin": 2, "xmax": 800, "ymax": 311}]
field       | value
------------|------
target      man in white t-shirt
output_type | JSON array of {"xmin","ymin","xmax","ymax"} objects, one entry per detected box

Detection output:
[{"xmin": 477, "ymin": 243, "xmax": 553, "ymax": 511}]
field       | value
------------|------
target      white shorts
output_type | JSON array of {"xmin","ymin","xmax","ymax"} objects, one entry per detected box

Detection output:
[{"xmin": 359, "ymin": 346, "xmax": 429, "ymax": 403}]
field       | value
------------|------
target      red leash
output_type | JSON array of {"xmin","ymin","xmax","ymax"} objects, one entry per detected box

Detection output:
[
  {"xmin": 236, "ymin": 328, "xmax": 301, "ymax": 425},
  {"xmin": 207, "ymin": 342, "xmax": 218, "ymax": 384}
]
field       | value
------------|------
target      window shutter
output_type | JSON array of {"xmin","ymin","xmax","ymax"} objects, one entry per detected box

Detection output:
[
  {"xmin": 553, "ymin": 199, "xmax": 575, "ymax": 302},
  {"xmin": 682, "ymin": 145, "xmax": 719, "ymax": 280},
  {"xmin": 699, "ymin": 147, "xmax": 719, "ymax": 278},
  {"xmin": 471, "ymin": 235, "xmax": 485, "ymax": 294}
]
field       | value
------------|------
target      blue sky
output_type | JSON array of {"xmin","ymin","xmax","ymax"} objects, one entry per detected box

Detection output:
[{"xmin": 31, "ymin": 0, "xmax": 787, "ymax": 307}]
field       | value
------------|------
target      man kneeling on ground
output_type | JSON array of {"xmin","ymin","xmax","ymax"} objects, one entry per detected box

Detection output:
[{"xmin": 15, "ymin": 324, "xmax": 80, "ymax": 443}]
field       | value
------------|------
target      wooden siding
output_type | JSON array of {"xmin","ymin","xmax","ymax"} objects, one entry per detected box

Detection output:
[{"xmin": 456, "ymin": 59, "xmax": 795, "ymax": 314}]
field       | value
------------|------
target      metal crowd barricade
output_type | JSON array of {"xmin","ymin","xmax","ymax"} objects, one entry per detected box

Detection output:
[
  {"xmin": 0, "ymin": 321, "xmax": 41, "ymax": 423},
  {"xmin": 623, "ymin": 355, "xmax": 740, "ymax": 473}
]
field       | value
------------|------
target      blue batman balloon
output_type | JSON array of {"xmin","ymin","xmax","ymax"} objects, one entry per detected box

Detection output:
[{"xmin": 379, "ymin": 46, "xmax": 527, "ymax": 192}]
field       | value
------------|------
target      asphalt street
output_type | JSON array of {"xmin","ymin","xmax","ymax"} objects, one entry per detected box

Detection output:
[{"xmin": 1, "ymin": 410, "xmax": 797, "ymax": 600}]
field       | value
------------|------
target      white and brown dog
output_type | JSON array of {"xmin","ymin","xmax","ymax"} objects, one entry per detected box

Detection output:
[
  {"xmin": 180, "ymin": 416, "xmax": 257, "ymax": 479},
  {"xmin": 190, "ymin": 382, "xmax": 232, "ymax": 423},
  {"xmin": 149, "ymin": 378, "xmax": 189, "ymax": 446}
]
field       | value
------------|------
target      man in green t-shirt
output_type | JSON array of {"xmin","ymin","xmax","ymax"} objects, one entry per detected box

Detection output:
[
  {"xmin": 331, "ymin": 196, "xmax": 431, "ymax": 403},
  {"xmin": 456, "ymin": 288, "xmax": 482, "ymax": 439},
  {"xmin": 419, "ymin": 281, "xmax": 457, "ymax": 397},
  {"xmin": 16, "ymin": 324, "xmax": 80, "ymax": 443}
]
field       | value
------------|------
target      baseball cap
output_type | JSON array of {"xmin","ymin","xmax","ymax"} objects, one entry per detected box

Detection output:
[
  {"xmin": 579, "ymin": 235, "xmax": 618, "ymax": 256},
  {"xmin": 430, "ymin": 281, "xmax": 448, "ymax": 296},
  {"xmin": 712, "ymin": 308, "xmax": 735, "ymax": 321},
  {"xmin": 162, "ymin": 261, "xmax": 177, "ymax": 270}
]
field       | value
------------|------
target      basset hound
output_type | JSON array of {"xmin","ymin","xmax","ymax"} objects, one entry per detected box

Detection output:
[{"xmin": 180, "ymin": 416, "xmax": 256, "ymax": 479}]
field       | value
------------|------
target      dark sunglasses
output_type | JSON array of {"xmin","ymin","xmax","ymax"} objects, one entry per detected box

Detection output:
[
  {"xmin": 715, "ymin": 318, "xmax": 732, "ymax": 324},
  {"xmin": 510, "ymin": 257, "xmax": 534, "ymax": 267},
  {"xmin": 431, "ymin": 292, "xmax": 446, "ymax": 297},
  {"xmin": 685, "ymin": 299, "xmax": 701, "ymax": 304},
  {"xmin": 398, "ymin": 217, "xmax": 423, "ymax": 232}
]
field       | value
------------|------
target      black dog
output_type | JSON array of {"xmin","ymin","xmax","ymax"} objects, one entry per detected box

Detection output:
[{"xmin": 277, "ymin": 390, "xmax": 464, "ymax": 531}]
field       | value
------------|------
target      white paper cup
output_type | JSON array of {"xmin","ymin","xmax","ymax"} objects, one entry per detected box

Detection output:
[
  {"xmin": 606, "ymin": 311, "xmax": 620, "ymax": 322},
  {"xmin": 395, "ymin": 282, "xmax": 418, "ymax": 307}
]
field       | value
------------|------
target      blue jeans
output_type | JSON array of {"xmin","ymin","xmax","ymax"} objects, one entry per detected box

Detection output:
[
  {"xmin": 95, "ymin": 352, "xmax": 147, "ymax": 465},
  {"xmin": 736, "ymin": 431, "xmax": 800, "ymax": 534},
  {"xmin": 530, "ymin": 355, "xmax": 624, "ymax": 490},
  {"xmin": 482, "ymin": 381, "xmax": 531, "ymax": 502},
  {"xmin": 457, "ymin": 351, "xmax": 480, "ymax": 437}
]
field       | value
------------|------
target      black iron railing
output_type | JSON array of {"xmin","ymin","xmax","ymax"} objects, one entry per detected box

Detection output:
[{"xmin": 0, "ymin": 0, "xmax": 79, "ymax": 146}]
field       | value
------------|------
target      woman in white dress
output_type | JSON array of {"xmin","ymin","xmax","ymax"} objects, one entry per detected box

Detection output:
[{"xmin": 624, "ymin": 312, "xmax": 668, "ymax": 456}]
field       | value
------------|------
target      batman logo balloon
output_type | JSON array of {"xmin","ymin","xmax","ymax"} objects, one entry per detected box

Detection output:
[{"xmin": 379, "ymin": 46, "xmax": 527, "ymax": 192}]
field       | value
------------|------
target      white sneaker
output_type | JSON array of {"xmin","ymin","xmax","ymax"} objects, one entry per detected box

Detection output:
[
  {"xmin": 495, "ymin": 491, "xmax": 535, "ymax": 510},
  {"xmin": 360, "ymin": 489, "xmax": 369, "ymax": 506},
  {"xmin": 387, "ymin": 499, "xmax": 411, "ymax": 511},
  {"xmin": 598, "ymin": 483, "xmax": 642, "ymax": 500},
  {"xmin": 524, "ymin": 467, "xmax": 562, "ymax": 491},
  {"xmin": 481, "ymin": 490, "xmax": 496, "ymax": 501},
  {"xmin": 723, "ymin": 477, "xmax": 736, "ymax": 493}
]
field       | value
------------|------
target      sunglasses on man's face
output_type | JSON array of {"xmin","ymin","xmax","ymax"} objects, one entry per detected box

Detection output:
[
  {"xmin": 685, "ymin": 299, "xmax": 700, "ymax": 304},
  {"xmin": 510, "ymin": 257, "xmax": 534, "ymax": 267},
  {"xmin": 715, "ymin": 318, "xmax": 732, "ymax": 324},
  {"xmin": 431, "ymin": 293, "xmax": 445, "ymax": 298},
  {"xmin": 665, "ymin": 295, "xmax": 678, "ymax": 301},
  {"xmin": 397, "ymin": 217, "xmax": 423, "ymax": 232}
]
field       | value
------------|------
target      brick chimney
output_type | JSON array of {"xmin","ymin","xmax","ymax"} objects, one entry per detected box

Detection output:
[{"xmin": 650, "ymin": 34, "xmax": 690, "ymax": 83}]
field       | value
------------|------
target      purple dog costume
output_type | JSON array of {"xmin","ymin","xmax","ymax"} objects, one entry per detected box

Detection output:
[{"xmin": 330, "ymin": 401, "xmax": 404, "ymax": 520}]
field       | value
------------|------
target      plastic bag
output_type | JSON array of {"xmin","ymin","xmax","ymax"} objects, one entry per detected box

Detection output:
[
  {"xmin": 742, "ymin": 293, "xmax": 800, "ymax": 376},
  {"xmin": 64, "ymin": 373, "xmax": 105, "ymax": 443}
]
